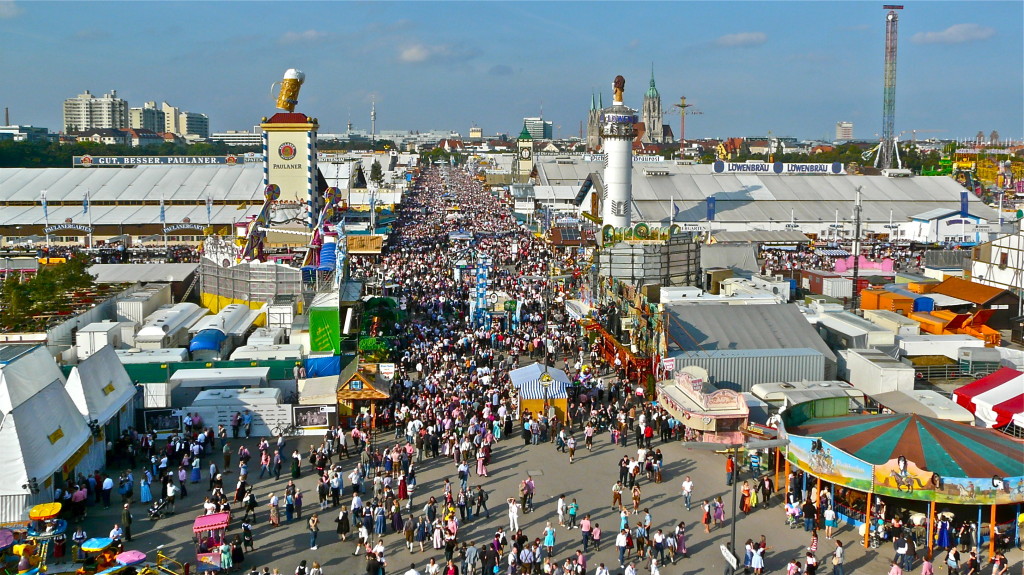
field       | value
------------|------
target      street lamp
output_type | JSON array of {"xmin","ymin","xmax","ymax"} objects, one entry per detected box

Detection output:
[{"xmin": 680, "ymin": 438, "xmax": 790, "ymax": 557}]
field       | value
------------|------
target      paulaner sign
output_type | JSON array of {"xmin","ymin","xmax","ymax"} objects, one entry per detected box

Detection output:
[
  {"xmin": 162, "ymin": 223, "xmax": 207, "ymax": 234},
  {"xmin": 73, "ymin": 155, "xmax": 262, "ymax": 167},
  {"xmin": 45, "ymin": 223, "xmax": 93, "ymax": 234},
  {"xmin": 713, "ymin": 161, "xmax": 845, "ymax": 175}
]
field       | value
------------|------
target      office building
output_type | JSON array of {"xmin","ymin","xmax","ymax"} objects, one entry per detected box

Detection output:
[
  {"xmin": 62, "ymin": 90, "xmax": 128, "ymax": 133},
  {"xmin": 523, "ymin": 117, "xmax": 553, "ymax": 140},
  {"xmin": 181, "ymin": 111, "xmax": 210, "ymax": 139},
  {"xmin": 836, "ymin": 121, "xmax": 854, "ymax": 141},
  {"xmin": 0, "ymin": 125, "xmax": 50, "ymax": 142},
  {"xmin": 159, "ymin": 102, "xmax": 209, "ymax": 138},
  {"xmin": 129, "ymin": 102, "xmax": 166, "ymax": 133},
  {"xmin": 210, "ymin": 130, "xmax": 262, "ymax": 147}
]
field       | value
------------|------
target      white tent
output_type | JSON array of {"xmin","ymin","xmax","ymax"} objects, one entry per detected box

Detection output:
[
  {"xmin": 65, "ymin": 346, "xmax": 137, "ymax": 477},
  {"xmin": 66, "ymin": 345, "xmax": 136, "ymax": 425},
  {"xmin": 0, "ymin": 346, "xmax": 90, "ymax": 519}
]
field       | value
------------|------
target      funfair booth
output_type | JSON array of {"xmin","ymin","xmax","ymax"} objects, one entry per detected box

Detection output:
[
  {"xmin": 779, "ymin": 402, "xmax": 1024, "ymax": 556},
  {"xmin": 509, "ymin": 363, "xmax": 571, "ymax": 422},
  {"xmin": 656, "ymin": 366, "xmax": 749, "ymax": 443}
]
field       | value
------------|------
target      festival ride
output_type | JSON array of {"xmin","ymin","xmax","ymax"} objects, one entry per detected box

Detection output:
[{"xmin": 0, "ymin": 503, "xmax": 69, "ymax": 575}]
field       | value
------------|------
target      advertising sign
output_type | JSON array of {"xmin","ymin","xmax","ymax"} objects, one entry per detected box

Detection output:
[
  {"xmin": 712, "ymin": 161, "xmax": 845, "ymax": 175},
  {"xmin": 44, "ymin": 223, "xmax": 93, "ymax": 234},
  {"xmin": 378, "ymin": 363, "xmax": 396, "ymax": 380},
  {"xmin": 73, "ymin": 155, "xmax": 258, "ymax": 167}
]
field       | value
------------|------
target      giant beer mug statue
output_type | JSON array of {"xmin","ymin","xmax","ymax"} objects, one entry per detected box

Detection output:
[{"xmin": 272, "ymin": 69, "xmax": 305, "ymax": 112}]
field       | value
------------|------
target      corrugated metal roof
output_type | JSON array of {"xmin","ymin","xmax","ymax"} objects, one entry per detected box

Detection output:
[{"xmin": 665, "ymin": 303, "xmax": 837, "ymax": 363}]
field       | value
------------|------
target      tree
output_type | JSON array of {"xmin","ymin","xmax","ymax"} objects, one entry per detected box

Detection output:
[{"xmin": 369, "ymin": 160, "xmax": 383, "ymax": 185}]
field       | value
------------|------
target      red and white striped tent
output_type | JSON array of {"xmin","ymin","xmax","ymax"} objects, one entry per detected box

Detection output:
[{"xmin": 952, "ymin": 367, "xmax": 1024, "ymax": 428}]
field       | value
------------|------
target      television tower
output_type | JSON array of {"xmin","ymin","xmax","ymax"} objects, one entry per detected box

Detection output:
[
  {"xmin": 370, "ymin": 98, "xmax": 377, "ymax": 143},
  {"xmin": 879, "ymin": 5, "xmax": 903, "ymax": 169}
]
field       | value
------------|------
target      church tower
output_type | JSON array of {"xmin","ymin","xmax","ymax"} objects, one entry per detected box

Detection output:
[
  {"xmin": 586, "ymin": 91, "xmax": 602, "ymax": 151},
  {"xmin": 641, "ymin": 64, "xmax": 664, "ymax": 144}
]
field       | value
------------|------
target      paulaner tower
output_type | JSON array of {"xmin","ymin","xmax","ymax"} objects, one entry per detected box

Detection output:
[{"xmin": 600, "ymin": 75, "xmax": 637, "ymax": 228}]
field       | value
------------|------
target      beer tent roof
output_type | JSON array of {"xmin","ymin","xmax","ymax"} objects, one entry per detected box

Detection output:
[{"xmin": 0, "ymin": 346, "xmax": 90, "ymax": 496}]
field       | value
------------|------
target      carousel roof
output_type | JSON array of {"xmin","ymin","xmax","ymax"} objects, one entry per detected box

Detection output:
[{"xmin": 787, "ymin": 413, "xmax": 1024, "ymax": 479}]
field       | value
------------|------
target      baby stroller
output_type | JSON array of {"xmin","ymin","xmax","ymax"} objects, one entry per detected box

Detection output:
[{"xmin": 148, "ymin": 498, "xmax": 170, "ymax": 520}]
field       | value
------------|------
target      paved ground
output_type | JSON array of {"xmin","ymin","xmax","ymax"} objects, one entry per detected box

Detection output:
[{"xmin": 65, "ymin": 431, "xmax": 1022, "ymax": 575}]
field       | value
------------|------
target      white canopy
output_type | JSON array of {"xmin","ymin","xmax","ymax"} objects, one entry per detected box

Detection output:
[
  {"xmin": 299, "ymin": 376, "xmax": 340, "ymax": 405},
  {"xmin": 0, "ymin": 346, "xmax": 90, "ymax": 496},
  {"xmin": 65, "ymin": 346, "xmax": 136, "ymax": 424}
]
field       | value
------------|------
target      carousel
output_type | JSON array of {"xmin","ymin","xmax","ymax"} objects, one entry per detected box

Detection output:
[{"xmin": 779, "ymin": 405, "xmax": 1024, "ymax": 556}]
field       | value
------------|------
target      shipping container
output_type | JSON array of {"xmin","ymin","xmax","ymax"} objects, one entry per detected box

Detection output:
[
  {"xmin": 821, "ymin": 277, "xmax": 853, "ymax": 299},
  {"xmin": 906, "ymin": 281, "xmax": 939, "ymax": 294},
  {"xmin": 859, "ymin": 289, "xmax": 885, "ymax": 310},
  {"xmin": 878, "ymin": 292, "xmax": 914, "ymax": 315},
  {"xmin": 801, "ymin": 270, "xmax": 841, "ymax": 295},
  {"xmin": 115, "ymin": 284, "xmax": 172, "ymax": 324},
  {"xmin": 862, "ymin": 309, "xmax": 921, "ymax": 336},
  {"xmin": 76, "ymin": 320, "xmax": 137, "ymax": 359}
]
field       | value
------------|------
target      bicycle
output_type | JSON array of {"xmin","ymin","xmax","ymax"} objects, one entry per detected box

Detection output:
[{"xmin": 272, "ymin": 422, "xmax": 301, "ymax": 437}]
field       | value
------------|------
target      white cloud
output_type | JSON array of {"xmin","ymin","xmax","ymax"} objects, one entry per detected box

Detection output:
[
  {"xmin": 912, "ymin": 23, "xmax": 995, "ymax": 45},
  {"xmin": 279, "ymin": 29, "xmax": 328, "ymax": 44},
  {"xmin": 399, "ymin": 44, "xmax": 431, "ymax": 63},
  {"xmin": 715, "ymin": 32, "xmax": 767, "ymax": 47},
  {"xmin": 398, "ymin": 42, "xmax": 478, "ymax": 64},
  {"xmin": 0, "ymin": 1, "xmax": 22, "ymax": 18}
]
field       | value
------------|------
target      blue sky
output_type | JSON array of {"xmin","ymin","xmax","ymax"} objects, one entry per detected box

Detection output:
[{"xmin": 1, "ymin": 1, "xmax": 1021, "ymax": 141}]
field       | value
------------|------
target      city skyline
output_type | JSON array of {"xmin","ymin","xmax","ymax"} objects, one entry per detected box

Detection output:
[{"xmin": 1, "ymin": 1, "xmax": 1021, "ymax": 141}]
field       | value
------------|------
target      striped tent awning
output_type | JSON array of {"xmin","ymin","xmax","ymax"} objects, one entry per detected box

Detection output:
[
  {"xmin": 953, "ymin": 367, "xmax": 1024, "ymax": 428},
  {"xmin": 788, "ymin": 413, "xmax": 1024, "ymax": 479},
  {"xmin": 518, "ymin": 379, "xmax": 570, "ymax": 400}
]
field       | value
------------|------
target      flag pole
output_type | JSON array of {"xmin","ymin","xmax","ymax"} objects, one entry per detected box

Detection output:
[
  {"xmin": 41, "ymin": 190, "xmax": 50, "ymax": 249},
  {"xmin": 86, "ymin": 189, "xmax": 93, "ymax": 249},
  {"xmin": 161, "ymin": 193, "xmax": 168, "ymax": 261}
]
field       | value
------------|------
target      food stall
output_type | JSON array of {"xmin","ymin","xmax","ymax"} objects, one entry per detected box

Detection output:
[{"xmin": 656, "ymin": 366, "xmax": 749, "ymax": 443}]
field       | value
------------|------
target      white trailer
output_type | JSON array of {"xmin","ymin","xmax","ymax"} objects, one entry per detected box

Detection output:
[
  {"xmin": 844, "ymin": 348, "xmax": 915, "ymax": 396},
  {"xmin": 135, "ymin": 303, "xmax": 209, "ymax": 350},
  {"xmin": 229, "ymin": 344, "xmax": 304, "ymax": 361},
  {"xmin": 897, "ymin": 334, "xmax": 984, "ymax": 360}
]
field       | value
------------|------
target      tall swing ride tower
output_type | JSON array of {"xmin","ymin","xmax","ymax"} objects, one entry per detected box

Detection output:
[{"xmin": 878, "ymin": 4, "xmax": 903, "ymax": 170}]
